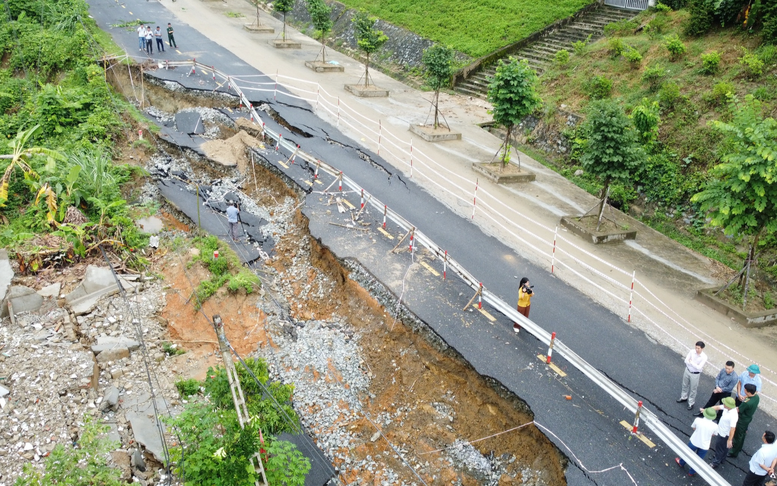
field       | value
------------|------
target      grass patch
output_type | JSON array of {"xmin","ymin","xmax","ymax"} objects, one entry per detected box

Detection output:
[
  {"xmin": 338, "ymin": 0, "xmax": 595, "ymax": 58},
  {"xmin": 224, "ymin": 11, "xmax": 245, "ymax": 18},
  {"xmin": 191, "ymin": 235, "xmax": 260, "ymax": 307}
]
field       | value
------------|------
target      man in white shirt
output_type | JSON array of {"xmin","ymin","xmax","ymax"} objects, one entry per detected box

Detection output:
[
  {"xmin": 742, "ymin": 431, "xmax": 777, "ymax": 486},
  {"xmin": 708, "ymin": 397, "xmax": 738, "ymax": 469},
  {"xmin": 676, "ymin": 407, "xmax": 718, "ymax": 477},
  {"xmin": 677, "ymin": 341, "xmax": 707, "ymax": 410},
  {"xmin": 137, "ymin": 25, "xmax": 146, "ymax": 51}
]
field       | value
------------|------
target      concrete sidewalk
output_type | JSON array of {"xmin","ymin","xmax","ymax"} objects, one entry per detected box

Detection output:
[{"xmin": 137, "ymin": 0, "xmax": 777, "ymax": 416}]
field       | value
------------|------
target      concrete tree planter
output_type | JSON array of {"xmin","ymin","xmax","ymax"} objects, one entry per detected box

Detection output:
[
  {"xmin": 243, "ymin": 24, "xmax": 274, "ymax": 33},
  {"xmin": 695, "ymin": 288, "xmax": 777, "ymax": 328},
  {"xmin": 409, "ymin": 125, "xmax": 461, "ymax": 142},
  {"xmin": 344, "ymin": 84, "xmax": 388, "ymax": 98},
  {"xmin": 304, "ymin": 61, "xmax": 344, "ymax": 73},
  {"xmin": 560, "ymin": 216, "xmax": 636, "ymax": 244},
  {"xmin": 271, "ymin": 39, "xmax": 301, "ymax": 49},
  {"xmin": 472, "ymin": 162, "xmax": 535, "ymax": 183}
]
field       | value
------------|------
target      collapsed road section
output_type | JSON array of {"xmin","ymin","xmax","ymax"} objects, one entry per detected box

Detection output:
[
  {"xmin": 133, "ymin": 59, "xmax": 735, "ymax": 485},
  {"xmin": 137, "ymin": 81, "xmax": 567, "ymax": 484}
]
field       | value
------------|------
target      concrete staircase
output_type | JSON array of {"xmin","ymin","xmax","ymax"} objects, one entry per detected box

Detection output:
[{"xmin": 455, "ymin": 5, "xmax": 637, "ymax": 99}]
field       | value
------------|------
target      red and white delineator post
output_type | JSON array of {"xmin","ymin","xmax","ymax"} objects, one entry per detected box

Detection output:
[
  {"xmin": 275, "ymin": 133, "xmax": 282, "ymax": 152},
  {"xmin": 190, "ymin": 58, "xmax": 196, "ymax": 76},
  {"xmin": 632, "ymin": 400, "xmax": 643, "ymax": 434},
  {"xmin": 314, "ymin": 160, "xmax": 320, "ymax": 180},
  {"xmin": 409, "ymin": 227, "xmax": 415, "ymax": 253},
  {"xmin": 443, "ymin": 250, "xmax": 448, "ymax": 280},
  {"xmin": 360, "ymin": 189, "xmax": 365, "ymax": 209},
  {"xmin": 212, "ymin": 66, "xmax": 216, "ymax": 82},
  {"xmin": 627, "ymin": 271, "xmax": 636, "ymax": 323},
  {"xmin": 338, "ymin": 172, "xmax": 343, "ymax": 192},
  {"xmin": 382, "ymin": 205, "xmax": 387, "ymax": 229},
  {"xmin": 547, "ymin": 332, "xmax": 556, "ymax": 364},
  {"xmin": 409, "ymin": 138, "xmax": 414, "ymax": 178},
  {"xmin": 478, "ymin": 283, "xmax": 483, "ymax": 309},
  {"xmin": 551, "ymin": 225, "xmax": 558, "ymax": 274},
  {"xmin": 471, "ymin": 179, "xmax": 479, "ymax": 219}
]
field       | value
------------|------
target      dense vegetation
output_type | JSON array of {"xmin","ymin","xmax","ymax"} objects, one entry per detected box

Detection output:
[
  {"xmin": 0, "ymin": 0, "xmax": 150, "ymax": 268},
  {"xmin": 338, "ymin": 0, "xmax": 594, "ymax": 58},
  {"xmin": 528, "ymin": 2, "xmax": 777, "ymax": 306}
]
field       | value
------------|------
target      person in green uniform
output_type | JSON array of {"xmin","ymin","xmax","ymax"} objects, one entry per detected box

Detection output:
[
  {"xmin": 167, "ymin": 23, "xmax": 177, "ymax": 49},
  {"xmin": 729, "ymin": 383, "xmax": 760, "ymax": 458}
]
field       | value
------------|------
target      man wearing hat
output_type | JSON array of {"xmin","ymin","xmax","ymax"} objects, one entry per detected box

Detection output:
[
  {"xmin": 742, "ymin": 431, "xmax": 777, "ymax": 486},
  {"xmin": 737, "ymin": 364, "xmax": 763, "ymax": 406},
  {"xmin": 676, "ymin": 407, "xmax": 719, "ymax": 477},
  {"xmin": 706, "ymin": 397, "xmax": 738, "ymax": 469},
  {"xmin": 730, "ymin": 383, "xmax": 760, "ymax": 458}
]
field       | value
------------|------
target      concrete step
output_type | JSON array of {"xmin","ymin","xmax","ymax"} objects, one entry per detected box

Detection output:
[
  {"xmin": 519, "ymin": 49, "xmax": 555, "ymax": 63},
  {"xmin": 454, "ymin": 84, "xmax": 487, "ymax": 99}
]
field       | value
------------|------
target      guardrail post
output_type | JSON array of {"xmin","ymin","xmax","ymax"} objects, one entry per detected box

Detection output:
[
  {"xmin": 632, "ymin": 400, "xmax": 643, "ymax": 434},
  {"xmin": 471, "ymin": 179, "xmax": 479, "ymax": 220},
  {"xmin": 551, "ymin": 225, "xmax": 558, "ymax": 273},
  {"xmin": 628, "ymin": 271, "xmax": 635, "ymax": 322},
  {"xmin": 443, "ymin": 250, "xmax": 447, "ymax": 280},
  {"xmin": 547, "ymin": 332, "xmax": 556, "ymax": 364}
]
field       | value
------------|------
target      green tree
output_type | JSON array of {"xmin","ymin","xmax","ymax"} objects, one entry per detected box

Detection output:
[
  {"xmin": 692, "ymin": 95, "xmax": 777, "ymax": 306},
  {"xmin": 15, "ymin": 416, "xmax": 122, "ymax": 486},
  {"xmin": 486, "ymin": 57, "xmax": 541, "ymax": 168},
  {"xmin": 167, "ymin": 359, "xmax": 308, "ymax": 485},
  {"xmin": 579, "ymin": 99, "xmax": 643, "ymax": 230},
  {"xmin": 273, "ymin": 0, "xmax": 295, "ymax": 41},
  {"xmin": 631, "ymin": 98, "xmax": 661, "ymax": 145},
  {"xmin": 352, "ymin": 11, "xmax": 388, "ymax": 86},
  {"xmin": 421, "ymin": 44, "xmax": 454, "ymax": 129},
  {"xmin": 307, "ymin": 0, "xmax": 333, "ymax": 63}
]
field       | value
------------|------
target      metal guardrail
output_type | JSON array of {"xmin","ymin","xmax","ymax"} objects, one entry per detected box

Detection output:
[
  {"xmin": 604, "ymin": 0, "xmax": 650, "ymax": 10},
  {"xmin": 155, "ymin": 60, "xmax": 730, "ymax": 485}
]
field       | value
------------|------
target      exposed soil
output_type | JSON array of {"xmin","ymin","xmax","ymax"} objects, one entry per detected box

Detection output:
[{"xmin": 129, "ymin": 86, "xmax": 567, "ymax": 483}]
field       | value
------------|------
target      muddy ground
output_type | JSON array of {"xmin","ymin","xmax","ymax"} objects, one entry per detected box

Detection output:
[{"xmin": 132, "ymin": 68, "xmax": 568, "ymax": 484}]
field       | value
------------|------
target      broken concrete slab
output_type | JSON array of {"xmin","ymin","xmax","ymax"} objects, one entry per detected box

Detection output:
[
  {"xmin": 1, "ymin": 286, "xmax": 43, "ymax": 318},
  {"xmin": 0, "ymin": 249, "xmax": 12, "ymax": 302},
  {"xmin": 122, "ymin": 392, "xmax": 169, "ymax": 462},
  {"xmin": 37, "ymin": 283, "xmax": 61, "ymax": 299},
  {"xmin": 175, "ymin": 111, "xmax": 205, "ymax": 135},
  {"xmin": 64, "ymin": 265, "xmax": 139, "ymax": 315},
  {"xmin": 92, "ymin": 336, "xmax": 141, "ymax": 353},
  {"xmin": 96, "ymin": 348, "xmax": 130, "ymax": 363},
  {"xmin": 100, "ymin": 385, "xmax": 121, "ymax": 411}
]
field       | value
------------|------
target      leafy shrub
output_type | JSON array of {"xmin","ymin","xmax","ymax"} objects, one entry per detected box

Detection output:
[
  {"xmin": 700, "ymin": 51, "xmax": 721, "ymax": 74},
  {"xmin": 554, "ymin": 49, "xmax": 570, "ymax": 65},
  {"xmin": 631, "ymin": 98, "xmax": 661, "ymax": 143},
  {"xmin": 15, "ymin": 416, "xmax": 122, "ymax": 486},
  {"xmin": 623, "ymin": 47, "xmax": 643, "ymax": 65},
  {"xmin": 684, "ymin": 0, "xmax": 714, "ymax": 36},
  {"xmin": 572, "ymin": 34, "xmax": 592, "ymax": 55},
  {"xmin": 175, "ymin": 378, "xmax": 201, "ymax": 397},
  {"xmin": 645, "ymin": 14, "xmax": 670, "ymax": 39},
  {"xmin": 163, "ymin": 342, "xmax": 185, "ymax": 356},
  {"xmin": 662, "ymin": 0, "xmax": 687, "ymax": 8},
  {"xmin": 608, "ymin": 37, "xmax": 626, "ymax": 57},
  {"xmin": 604, "ymin": 19, "xmax": 638, "ymax": 37},
  {"xmin": 664, "ymin": 34, "xmax": 686, "ymax": 60},
  {"xmin": 740, "ymin": 49, "xmax": 764, "ymax": 78},
  {"xmin": 765, "ymin": 292, "xmax": 775, "ymax": 310},
  {"xmin": 642, "ymin": 65, "xmax": 666, "ymax": 92},
  {"xmin": 659, "ymin": 82, "xmax": 681, "ymax": 109},
  {"xmin": 585, "ymin": 75, "xmax": 613, "ymax": 100},
  {"xmin": 705, "ymin": 81, "xmax": 735, "ymax": 105},
  {"xmin": 655, "ymin": 3, "xmax": 672, "ymax": 12}
]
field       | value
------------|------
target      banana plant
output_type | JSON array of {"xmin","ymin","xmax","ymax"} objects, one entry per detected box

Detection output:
[{"xmin": 0, "ymin": 125, "xmax": 66, "ymax": 222}]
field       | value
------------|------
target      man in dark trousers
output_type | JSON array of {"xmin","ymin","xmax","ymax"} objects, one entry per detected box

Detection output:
[
  {"xmin": 154, "ymin": 26, "xmax": 165, "ymax": 53},
  {"xmin": 741, "ymin": 431, "xmax": 777, "ymax": 486},
  {"xmin": 167, "ymin": 23, "xmax": 177, "ymax": 48},
  {"xmin": 730, "ymin": 384, "xmax": 760, "ymax": 458},
  {"xmin": 226, "ymin": 201, "xmax": 240, "ymax": 242},
  {"xmin": 698, "ymin": 360, "xmax": 738, "ymax": 417}
]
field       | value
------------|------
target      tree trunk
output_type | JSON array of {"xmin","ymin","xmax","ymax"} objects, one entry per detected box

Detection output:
[
  {"xmin": 321, "ymin": 34, "xmax": 327, "ymax": 63},
  {"xmin": 433, "ymin": 89, "xmax": 440, "ymax": 128},
  {"xmin": 365, "ymin": 53, "xmax": 370, "ymax": 86},
  {"xmin": 255, "ymin": 5, "xmax": 260, "ymax": 26},
  {"xmin": 282, "ymin": 13, "xmax": 287, "ymax": 41},
  {"xmin": 741, "ymin": 231, "xmax": 762, "ymax": 310},
  {"xmin": 595, "ymin": 182, "xmax": 610, "ymax": 232},
  {"xmin": 502, "ymin": 126, "xmax": 512, "ymax": 168}
]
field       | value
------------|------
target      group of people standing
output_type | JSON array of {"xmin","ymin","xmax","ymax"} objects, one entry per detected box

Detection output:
[
  {"xmin": 675, "ymin": 341, "xmax": 775, "ymax": 485},
  {"xmin": 137, "ymin": 23, "xmax": 178, "ymax": 56}
]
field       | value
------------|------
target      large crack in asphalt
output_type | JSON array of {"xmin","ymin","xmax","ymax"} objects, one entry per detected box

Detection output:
[{"xmin": 320, "ymin": 128, "xmax": 409, "ymax": 189}]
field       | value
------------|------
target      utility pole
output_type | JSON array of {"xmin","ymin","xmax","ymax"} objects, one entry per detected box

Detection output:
[{"xmin": 211, "ymin": 315, "xmax": 268, "ymax": 486}]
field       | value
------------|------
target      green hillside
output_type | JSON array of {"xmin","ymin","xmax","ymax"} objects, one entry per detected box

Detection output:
[{"xmin": 339, "ymin": 0, "xmax": 594, "ymax": 58}]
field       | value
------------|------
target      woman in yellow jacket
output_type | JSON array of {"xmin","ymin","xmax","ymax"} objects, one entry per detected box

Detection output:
[{"xmin": 514, "ymin": 277, "xmax": 534, "ymax": 333}]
